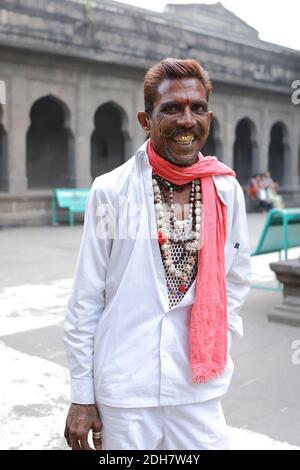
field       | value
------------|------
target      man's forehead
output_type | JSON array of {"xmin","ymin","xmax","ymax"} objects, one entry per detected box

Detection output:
[{"xmin": 156, "ymin": 78, "xmax": 207, "ymax": 101}]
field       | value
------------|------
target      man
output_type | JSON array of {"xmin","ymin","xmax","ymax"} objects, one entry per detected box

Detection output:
[{"xmin": 64, "ymin": 58, "xmax": 251, "ymax": 450}]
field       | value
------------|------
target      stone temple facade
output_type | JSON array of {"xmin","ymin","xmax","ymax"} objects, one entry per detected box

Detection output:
[{"xmin": 0, "ymin": 0, "xmax": 299, "ymax": 225}]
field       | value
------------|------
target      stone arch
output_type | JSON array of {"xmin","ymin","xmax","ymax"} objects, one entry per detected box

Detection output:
[
  {"xmin": 201, "ymin": 117, "xmax": 223, "ymax": 160},
  {"xmin": 0, "ymin": 105, "xmax": 8, "ymax": 192},
  {"xmin": 268, "ymin": 121, "xmax": 290, "ymax": 186},
  {"xmin": 234, "ymin": 117, "xmax": 259, "ymax": 186},
  {"xmin": 26, "ymin": 95, "xmax": 75, "ymax": 189},
  {"xmin": 91, "ymin": 101, "xmax": 131, "ymax": 178}
]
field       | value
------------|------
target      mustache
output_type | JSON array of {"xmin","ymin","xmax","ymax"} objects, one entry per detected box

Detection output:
[{"xmin": 165, "ymin": 128, "xmax": 201, "ymax": 139}]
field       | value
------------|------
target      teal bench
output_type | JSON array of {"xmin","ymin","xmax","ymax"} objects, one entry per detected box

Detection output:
[
  {"xmin": 51, "ymin": 188, "xmax": 90, "ymax": 226},
  {"xmin": 251, "ymin": 208, "xmax": 300, "ymax": 290}
]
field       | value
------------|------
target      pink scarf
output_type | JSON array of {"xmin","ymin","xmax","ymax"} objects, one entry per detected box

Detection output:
[{"xmin": 147, "ymin": 140, "xmax": 236, "ymax": 383}]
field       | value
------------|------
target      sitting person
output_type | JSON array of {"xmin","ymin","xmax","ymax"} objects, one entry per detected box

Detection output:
[
  {"xmin": 256, "ymin": 174, "xmax": 273, "ymax": 212},
  {"xmin": 246, "ymin": 174, "xmax": 258, "ymax": 201},
  {"xmin": 268, "ymin": 181, "xmax": 285, "ymax": 209}
]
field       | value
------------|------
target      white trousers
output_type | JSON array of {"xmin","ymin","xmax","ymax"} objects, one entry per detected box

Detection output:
[{"xmin": 98, "ymin": 398, "xmax": 229, "ymax": 450}]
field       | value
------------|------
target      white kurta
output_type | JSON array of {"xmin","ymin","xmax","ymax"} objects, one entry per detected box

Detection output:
[{"xmin": 64, "ymin": 142, "xmax": 251, "ymax": 407}]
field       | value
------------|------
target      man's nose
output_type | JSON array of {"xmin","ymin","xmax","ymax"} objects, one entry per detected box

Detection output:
[{"xmin": 177, "ymin": 106, "xmax": 196, "ymax": 127}]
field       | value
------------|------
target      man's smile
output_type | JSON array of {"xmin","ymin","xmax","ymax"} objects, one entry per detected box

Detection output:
[{"xmin": 173, "ymin": 133, "xmax": 196, "ymax": 145}]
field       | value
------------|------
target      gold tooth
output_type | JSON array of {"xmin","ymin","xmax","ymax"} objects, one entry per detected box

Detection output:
[{"xmin": 175, "ymin": 136, "xmax": 194, "ymax": 142}]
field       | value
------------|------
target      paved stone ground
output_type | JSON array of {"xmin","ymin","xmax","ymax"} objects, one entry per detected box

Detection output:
[{"xmin": 0, "ymin": 214, "xmax": 300, "ymax": 450}]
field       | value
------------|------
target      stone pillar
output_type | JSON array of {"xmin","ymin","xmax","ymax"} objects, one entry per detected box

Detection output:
[
  {"xmin": 222, "ymin": 103, "xmax": 235, "ymax": 168},
  {"xmin": 288, "ymin": 115, "xmax": 300, "ymax": 187},
  {"xmin": 74, "ymin": 77, "xmax": 93, "ymax": 188},
  {"xmin": 7, "ymin": 75, "xmax": 28, "ymax": 194},
  {"xmin": 0, "ymin": 125, "xmax": 8, "ymax": 192},
  {"xmin": 257, "ymin": 108, "xmax": 269, "ymax": 174}
]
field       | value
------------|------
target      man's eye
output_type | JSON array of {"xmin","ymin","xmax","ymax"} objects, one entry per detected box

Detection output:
[
  {"xmin": 193, "ymin": 105, "xmax": 207, "ymax": 113},
  {"xmin": 163, "ymin": 105, "xmax": 178, "ymax": 113}
]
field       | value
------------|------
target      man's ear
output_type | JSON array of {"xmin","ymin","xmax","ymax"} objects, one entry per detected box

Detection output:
[
  {"xmin": 206, "ymin": 111, "xmax": 213, "ymax": 133},
  {"xmin": 137, "ymin": 111, "xmax": 150, "ymax": 132}
]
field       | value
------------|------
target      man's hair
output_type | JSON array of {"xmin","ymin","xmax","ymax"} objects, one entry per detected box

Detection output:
[{"xmin": 144, "ymin": 58, "xmax": 212, "ymax": 115}]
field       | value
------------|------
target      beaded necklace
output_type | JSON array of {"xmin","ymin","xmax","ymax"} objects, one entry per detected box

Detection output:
[{"xmin": 152, "ymin": 172, "xmax": 201, "ymax": 298}]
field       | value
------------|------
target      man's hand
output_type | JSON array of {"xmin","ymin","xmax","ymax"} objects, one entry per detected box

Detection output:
[{"xmin": 64, "ymin": 403, "xmax": 102, "ymax": 450}]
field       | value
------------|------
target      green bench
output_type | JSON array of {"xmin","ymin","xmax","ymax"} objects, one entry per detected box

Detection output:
[
  {"xmin": 51, "ymin": 188, "xmax": 90, "ymax": 226},
  {"xmin": 251, "ymin": 208, "xmax": 300, "ymax": 290}
]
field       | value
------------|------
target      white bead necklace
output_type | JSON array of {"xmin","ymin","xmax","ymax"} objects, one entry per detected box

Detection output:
[{"xmin": 152, "ymin": 173, "xmax": 201, "ymax": 294}]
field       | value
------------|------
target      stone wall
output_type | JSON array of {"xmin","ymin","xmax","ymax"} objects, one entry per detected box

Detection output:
[
  {"xmin": 0, "ymin": 0, "xmax": 299, "ymax": 226},
  {"xmin": 1, "ymin": 0, "xmax": 300, "ymax": 92}
]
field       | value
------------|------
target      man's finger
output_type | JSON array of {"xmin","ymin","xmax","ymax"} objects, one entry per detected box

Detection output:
[
  {"xmin": 64, "ymin": 424, "xmax": 71, "ymax": 447},
  {"xmin": 71, "ymin": 439, "xmax": 81, "ymax": 450},
  {"xmin": 79, "ymin": 434, "xmax": 93, "ymax": 451},
  {"xmin": 92, "ymin": 435, "xmax": 102, "ymax": 451},
  {"xmin": 92, "ymin": 425, "xmax": 103, "ymax": 451},
  {"xmin": 70, "ymin": 432, "xmax": 81, "ymax": 450}
]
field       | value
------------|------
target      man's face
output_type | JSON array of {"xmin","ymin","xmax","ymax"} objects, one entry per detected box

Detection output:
[{"xmin": 138, "ymin": 78, "xmax": 212, "ymax": 167}]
